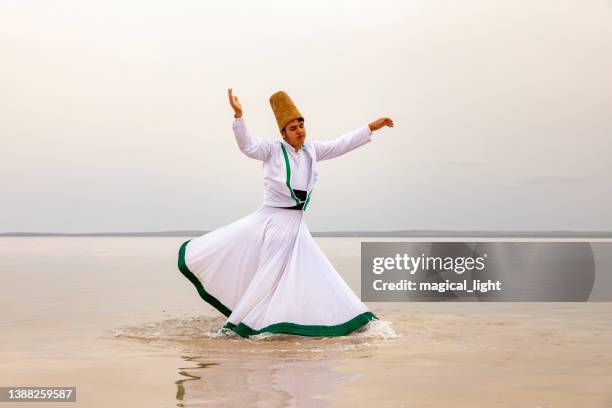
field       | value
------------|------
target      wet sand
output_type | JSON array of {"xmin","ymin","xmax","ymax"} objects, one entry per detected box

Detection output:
[{"xmin": 1, "ymin": 237, "xmax": 611, "ymax": 407}]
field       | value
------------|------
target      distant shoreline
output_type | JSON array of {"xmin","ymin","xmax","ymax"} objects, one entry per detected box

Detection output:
[{"xmin": 1, "ymin": 231, "xmax": 611, "ymax": 238}]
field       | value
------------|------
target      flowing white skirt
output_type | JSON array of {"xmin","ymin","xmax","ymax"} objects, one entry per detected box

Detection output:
[{"xmin": 177, "ymin": 206, "xmax": 377, "ymax": 338}]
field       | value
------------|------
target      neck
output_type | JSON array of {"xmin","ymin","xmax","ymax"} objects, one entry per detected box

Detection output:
[{"xmin": 284, "ymin": 139, "xmax": 302, "ymax": 152}]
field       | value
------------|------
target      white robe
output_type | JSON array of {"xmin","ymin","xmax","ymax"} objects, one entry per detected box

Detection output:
[
  {"xmin": 232, "ymin": 117, "xmax": 372, "ymax": 209},
  {"xmin": 177, "ymin": 119, "xmax": 378, "ymax": 337}
]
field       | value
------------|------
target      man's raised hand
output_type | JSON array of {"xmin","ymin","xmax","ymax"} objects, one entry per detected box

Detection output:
[{"xmin": 228, "ymin": 88, "xmax": 243, "ymax": 118}]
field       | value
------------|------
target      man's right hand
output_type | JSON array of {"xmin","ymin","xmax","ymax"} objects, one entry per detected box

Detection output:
[{"xmin": 228, "ymin": 88, "xmax": 243, "ymax": 118}]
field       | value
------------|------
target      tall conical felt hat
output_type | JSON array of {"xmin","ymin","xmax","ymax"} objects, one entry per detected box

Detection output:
[{"xmin": 269, "ymin": 91, "xmax": 303, "ymax": 132}]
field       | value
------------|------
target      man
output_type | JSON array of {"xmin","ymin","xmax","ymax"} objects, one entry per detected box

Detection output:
[{"xmin": 177, "ymin": 88, "xmax": 394, "ymax": 338}]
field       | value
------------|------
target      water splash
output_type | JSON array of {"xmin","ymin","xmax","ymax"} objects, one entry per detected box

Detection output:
[
  {"xmin": 351, "ymin": 318, "xmax": 401, "ymax": 340},
  {"xmin": 110, "ymin": 312, "xmax": 399, "ymax": 355}
]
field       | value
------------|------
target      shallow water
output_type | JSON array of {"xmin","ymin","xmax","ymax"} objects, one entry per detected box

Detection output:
[
  {"xmin": 111, "ymin": 314, "xmax": 399, "ymax": 354},
  {"xmin": 109, "ymin": 315, "xmax": 402, "ymax": 407},
  {"xmin": 2, "ymin": 237, "xmax": 612, "ymax": 407}
]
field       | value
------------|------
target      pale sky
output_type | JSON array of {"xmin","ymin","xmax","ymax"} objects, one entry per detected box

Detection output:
[{"xmin": 1, "ymin": 0, "xmax": 611, "ymax": 233}]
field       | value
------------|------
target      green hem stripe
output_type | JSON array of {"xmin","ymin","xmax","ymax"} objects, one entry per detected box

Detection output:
[
  {"xmin": 179, "ymin": 240, "xmax": 376, "ymax": 338},
  {"xmin": 177, "ymin": 240, "xmax": 233, "ymax": 317},
  {"xmin": 222, "ymin": 311, "xmax": 378, "ymax": 338}
]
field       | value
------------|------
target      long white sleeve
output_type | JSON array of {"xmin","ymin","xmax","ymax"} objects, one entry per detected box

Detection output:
[
  {"xmin": 232, "ymin": 117, "xmax": 273, "ymax": 161},
  {"xmin": 313, "ymin": 126, "xmax": 372, "ymax": 161}
]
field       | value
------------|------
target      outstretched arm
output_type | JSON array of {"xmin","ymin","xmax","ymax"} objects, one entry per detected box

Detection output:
[
  {"xmin": 314, "ymin": 117, "xmax": 394, "ymax": 161},
  {"xmin": 228, "ymin": 88, "xmax": 272, "ymax": 161}
]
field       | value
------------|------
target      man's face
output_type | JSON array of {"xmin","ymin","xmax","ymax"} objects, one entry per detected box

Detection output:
[{"xmin": 282, "ymin": 119, "xmax": 306, "ymax": 146}]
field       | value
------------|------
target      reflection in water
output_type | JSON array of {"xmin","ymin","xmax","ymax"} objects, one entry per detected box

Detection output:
[
  {"xmin": 113, "ymin": 313, "xmax": 398, "ymax": 407},
  {"xmin": 175, "ymin": 357, "xmax": 219, "ymax": 407},
  {"xmin": 173, "ymin": 354, "xmax": 358, "ymax": 407}
]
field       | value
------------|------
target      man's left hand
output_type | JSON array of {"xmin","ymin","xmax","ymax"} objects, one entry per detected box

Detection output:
[{"xmin": 368, "ymin": 117, "xmax": 394, "ymax": 132}]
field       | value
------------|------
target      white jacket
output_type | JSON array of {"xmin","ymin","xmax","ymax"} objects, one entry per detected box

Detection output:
[{"xmin": 232, "ymin": 117, "xmax": 373, "ymax": 210}]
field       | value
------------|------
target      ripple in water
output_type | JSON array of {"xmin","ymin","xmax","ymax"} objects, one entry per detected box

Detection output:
[{"xmin": 111, "ymin": 312, "xmax": 400, "ymax": 355}]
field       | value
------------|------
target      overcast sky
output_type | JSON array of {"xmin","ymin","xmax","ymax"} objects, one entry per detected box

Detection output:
[{"xmin": 1, "ymin": 0, "xmax": 611, "ymax": 233}]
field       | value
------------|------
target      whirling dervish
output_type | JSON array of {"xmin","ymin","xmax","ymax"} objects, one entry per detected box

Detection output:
[{"xmin": 177, "ymin": 88, "xmax": 394, "ymax": 337}]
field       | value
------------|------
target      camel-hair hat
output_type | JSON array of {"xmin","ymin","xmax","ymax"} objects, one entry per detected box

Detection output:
[{"xmin": 269, "ymin": 91, "xmax": 303, "ymax": 132}]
